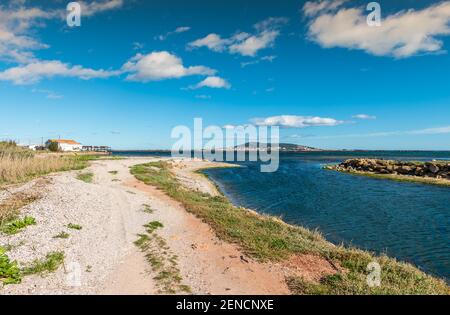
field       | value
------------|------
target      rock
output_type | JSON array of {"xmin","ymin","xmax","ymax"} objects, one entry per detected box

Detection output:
[{"xmin": 427, "ymin": 163, "xmax": 440, "ymax": 174}]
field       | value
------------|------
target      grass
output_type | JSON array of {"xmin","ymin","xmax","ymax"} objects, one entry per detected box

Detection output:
[
  {"xmin": 1, "ymin": 216, "xmax": 36, "ymax": 235},
  {"xmin": 130, "ymin": 161, "xmax": 450, "ymax": 295},
  {"xmin": 134, "ymin": 220, "xmax": 191, "ymax": 294},
  {"xmin": 142, "ymin": 204, "xmax": 155, "ymax": 214},
  {"xmin": 76, "ymin": 172, "xmax": 94, "ymax": 183},
  {"xmin": 22, "ymin": 251, "xmax": 64, "ymax": 276},
  {"xmin": 0, "ymin": 246, "xmax": 21, "ymax": 285},
  {"xmin": 0, "ymin": 141, "xmax": 89, "ymax": 187},
  {"xmin": 0, "ymin": 191, "xmax": 40, "ymax": 226},
  {"xmin": 67, "ymin": 223, "xmax": 82, "ymax": 230},
  {"xmin": 53, "ymin": 231, "xmax": 70, "ymax": 239}
]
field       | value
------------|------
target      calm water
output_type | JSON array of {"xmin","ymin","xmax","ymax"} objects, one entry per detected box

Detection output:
[{"xmin": 114, "ymin": 151, "xmax": 450, "ymax": 281}]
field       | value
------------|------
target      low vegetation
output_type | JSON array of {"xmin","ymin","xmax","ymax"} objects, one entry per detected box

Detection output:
[
  {"xmin": 131, "ymin": 161, "xmax": 449, "ymax": 295},
  {"xmin": 0, "ymin": 141, "xmax": 89, "ymax": 186},
  {"xmin": 0, "ymin": 190, "xmax": 40, "ymax": 226},
  {"xmin": 67, "ymin": 223, "xmax": 82, "ymax": 230},
  {"xmin": 53, "ymin": 231, "xmax": 70, "ymax": 239},
  {"xmin": 1, "ymin": 216, "xmax": 36, "ymax": 235},
  {"xmin": 142, "ymin": 204, "xmax": 155, "ymax": 214},
  {"xmin": 134, "ymin": 220, "xmax": 191, "ymax": 294},
  {"xmin": 22, "ymin": 251, "xmax": 65, "ymax": 276},
  {"xmin": 76, "ymin": 172, "xmax": 94, "ymax": 183},
  {"xmin": 0, "ymin": 246, "xmax": 21, "ymax": 285}
]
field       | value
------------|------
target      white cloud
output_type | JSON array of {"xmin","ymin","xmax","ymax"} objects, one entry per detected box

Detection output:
[
  {"xmin": 80, "ymin": 0, "xmax": 124, "ymax": 16},
  {"xmin": 0, "ymin": 60, "xmax": 118, "ymax": 85},
  {"xmin": 32, "ymin": 88, "xmax": 63, "ymax": 99},
  {"xmin": 188, "ymin": 33, "xmax": 230, "ymax": 52},
  {"xmin": 241, "ymin": 55, "xmax": 276, "ymax": 67},
  {"xmin": 122, "ymin": 51, "xmax": 216, "ymax": 82},
  {"xmin": 305, "ymin": 125, "xmax": 450, "ymax": 140},
  {"xmin": 303, "ymin": 1, "xmax": 450, "ymax": 58},
  {"xmin": 190, "ymin": 76, "xmax": 231, "ymax": 89},
  {"xmin": 188, "ymin": 17, "xmax": 288, "ymax": 56},
  {"xmin": 353, "ymin": 114, "xmax": 376, "ymax": 120},
  {"xmin": 251, "ymin": 115, "xmax": 345, "ymax": 128},
  {"xmin": 409, "ymin": 126, "xmax": 450, "ymax": 135},
  {"xmin": 195, "ymin": 94, "xmax": 211, "ymax": 100},
  {"xmin": 0, "ymin": 1, "xmax": 124, "ymax": 63},
  {"xmin": 157, "ymin": 26, "xmax": 191, "ymax": 40}
]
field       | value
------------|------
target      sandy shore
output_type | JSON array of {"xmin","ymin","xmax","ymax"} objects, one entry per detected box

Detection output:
[{"xmin": 0, "ymin": 158, "xmax": 289, "ymax": 295}]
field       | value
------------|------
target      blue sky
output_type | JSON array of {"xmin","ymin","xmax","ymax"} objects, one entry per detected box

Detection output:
[{"xmin": 1, "ymin": 0, "xmax": 450, "ymax": 150}]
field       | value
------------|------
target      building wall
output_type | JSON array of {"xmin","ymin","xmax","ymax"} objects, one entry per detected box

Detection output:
[{"xmin": 59, "ymin": 143, "xmax": 82, "ymax": 151}]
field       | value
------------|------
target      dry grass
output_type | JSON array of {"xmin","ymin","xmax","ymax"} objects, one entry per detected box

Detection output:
[
  {"xmin": 0, "ymin": 191, "xmax": 41, "ymax": 226},
  {"xmin": 0, "ymin": 141, "xmax": 88, "ymax": 186},
  {"xmin": 0, "ymin": 154, "xmax": 87, "ymax": 186}
]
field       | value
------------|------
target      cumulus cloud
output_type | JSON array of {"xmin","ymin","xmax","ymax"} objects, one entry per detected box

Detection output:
[
  {"xmin": 0, "ymin": 60, "xmax": 118, "ymax": 85},
  {"xmin": 251, "ymin": 115, "xmax": 345, "ymax": 128},
  {"xmin": 188, "ymin": 17, "xmax": 288, "ymax": 57},
  {"xmin": 303, "ymin": 0, "xmax": 450, "ymax": 58},
  {"xmin": 353, "ymin": 114, "xmax": 376, "ymax": 120},
  {"xmin": 122, "ymin": 51, "xmax": 216, "ymax": 82},
  {"xmin": 190, "ymin": 76, "xmax": 231, "ymax": 89}
]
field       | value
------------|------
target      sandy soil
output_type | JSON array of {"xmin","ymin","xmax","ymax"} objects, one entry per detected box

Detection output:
[{"xmin": 0, "ymin": 158, "xmax": 289, "ymax": 295}]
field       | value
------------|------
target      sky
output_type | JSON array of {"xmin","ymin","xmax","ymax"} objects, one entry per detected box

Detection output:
[{"xmin": 1, "ymin": 0, "xmax": 450, "ymax": 150}]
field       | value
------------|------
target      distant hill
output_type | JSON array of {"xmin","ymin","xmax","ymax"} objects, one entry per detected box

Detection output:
[{"xmin": 232, "ymin": 142, "xmax": 321, "ymax": 152}]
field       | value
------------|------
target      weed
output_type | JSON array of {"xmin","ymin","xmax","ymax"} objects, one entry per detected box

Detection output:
[
  {"xmin": 1, "ymin": 216, "xmax": 36, "ymax": 235},
  {"xmin": 22, "ymin": 251, "xmax": 64, "ymax": 276},
  {"xmin": 76, "ymin": 172, "xmax": 94, "ymax": 183},
  {"xmin": 53, "ymin": 231, "xmax": 70, "ymax": 239},
  {"xmin": 67, "ymin": 223, "xmax": 82, "ymax": 230},
  {"xmin": 0, "ymin": 246, "xmax": 21, "ymax": 285}
]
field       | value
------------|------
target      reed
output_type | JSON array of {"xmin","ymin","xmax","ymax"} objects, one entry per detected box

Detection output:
[{"xmin": 0, "ymin": 142, "xmax": 87, "ymax": 186}]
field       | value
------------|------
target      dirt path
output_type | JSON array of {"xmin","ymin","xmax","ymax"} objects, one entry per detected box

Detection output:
[{"xmin": 0, "ymin": 158, "xmax": 289, "ymax": 295}]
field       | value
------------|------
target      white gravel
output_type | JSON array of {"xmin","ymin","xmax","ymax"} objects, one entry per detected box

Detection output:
[{"xmin": 0, "ymin": 158, "xmax": 158, "ymax": 294}]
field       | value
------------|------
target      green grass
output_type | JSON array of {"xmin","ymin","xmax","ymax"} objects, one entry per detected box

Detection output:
[
  {"xmin": 142, "ymin": 204, "xmax": 155, "ymax": 214},
  {"xmin": 22, "ymin": 251, "xmax": 64, "ymax": 276},
  {"xmin": 67, "ymin": 223, "xmax": 82, "ymax": 230},
  {"xmin": 1, "ymin": 216, "xmax": 36, "ymax": 235},
  {"xmin": 130, "ymin": 161, "xmax": 449, "ymax": 295},
  {"xmin": 0, "ymin": 246, "xmax": 21, "ymax": 285},
  {"xmin": 76, "ymin": 172, "xmax": 94, "ymax": 183},
  {"xmin": 53, "ymin": 231, "xmax": 70, "ymax": 239},
  {"xmin": 134, "ymin": 220, "xmax": 191, "ymax": 294}
]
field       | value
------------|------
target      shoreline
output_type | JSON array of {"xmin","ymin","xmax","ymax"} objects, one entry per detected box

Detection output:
[
  {"xmin": 131, "ymin": 159, "xmax": 449, "ymax": 294},
  {"xmin": 1, "ymin": 157, "xmax": 449, "ymax": 294}
]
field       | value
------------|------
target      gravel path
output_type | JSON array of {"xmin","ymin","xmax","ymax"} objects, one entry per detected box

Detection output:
[{"xmin": 0, "ymin": 158, "xmax": 289, "ymax": 295}]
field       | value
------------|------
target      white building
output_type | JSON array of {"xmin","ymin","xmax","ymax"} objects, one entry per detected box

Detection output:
[{"xmin": 46, "ymin": 139, "xmax": 82, "ymax": 152}]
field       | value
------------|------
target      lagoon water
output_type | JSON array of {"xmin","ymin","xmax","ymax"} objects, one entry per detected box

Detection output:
[{"xmin": 114, "ymin": 151, "xmax": 450, "ymax": 282}]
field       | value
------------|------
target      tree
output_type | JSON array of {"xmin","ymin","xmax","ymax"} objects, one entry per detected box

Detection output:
[{"xmin": 48, "ymin": 141, "xmax": 60, "ymax": 152}]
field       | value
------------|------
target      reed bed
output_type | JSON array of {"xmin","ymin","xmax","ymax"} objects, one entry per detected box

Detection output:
[
  {"xmin": 0, "ymin": 154, "xmax": 87, "ymax": 186},
  {"xmin": 0, "ymin": 141, "xmax": 88, "ymax": 186}
]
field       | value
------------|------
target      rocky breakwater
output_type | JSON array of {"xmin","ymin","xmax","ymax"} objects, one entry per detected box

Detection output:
[{"xmin": 327, "ymin": 159, "xmax": 450, "ymax": 181}]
